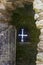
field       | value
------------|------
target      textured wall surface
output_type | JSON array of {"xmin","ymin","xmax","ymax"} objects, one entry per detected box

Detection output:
[
  {"xmin": 33, "ymin": 0, "xmax": 43, "ymax": 65},
  {"xmin": 0, "ymin": 0, "xmax": 16, "ymax": 65}
]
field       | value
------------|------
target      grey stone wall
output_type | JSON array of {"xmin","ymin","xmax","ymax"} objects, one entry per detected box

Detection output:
[{"xmin": 0, "ymin": 0, "xmax": 16, "ymax": 65}]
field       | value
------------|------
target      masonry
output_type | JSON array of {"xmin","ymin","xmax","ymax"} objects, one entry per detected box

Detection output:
[
  {"xmin": 0, "ymin": 0, "xmax": 16, "ymax": 65},
  {"xmin": 33, "ymin": 0, "xmax": 43, "ymax": 65}
]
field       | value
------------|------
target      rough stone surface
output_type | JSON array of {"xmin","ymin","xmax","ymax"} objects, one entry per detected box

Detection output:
[
  {"xmin": 0, "ymin": 0, "xmax": 16, "ymax": 65},
  {"xmin": 33, "ymin": 0, "xmax": 43, "ymax": 65}
]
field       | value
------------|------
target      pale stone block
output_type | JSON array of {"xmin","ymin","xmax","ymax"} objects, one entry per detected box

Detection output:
[
  {"xmin": 36, "ymin": 60, "xmax": 43, "ymax": 64},
  {"xmin": 39, "ymin": 35, "xmax": 43, "ymax": 40},
  {"xmin": 36, "ymin": 52, "xmax": 43, "ymax": 61},
  {"xmin": 36, "ymin": 64, "xmax": 43, "ymax": 65},
  {"xmin": 37, "ymin": 42, "xmax": 43, "ymax": 50},
  {"xmin": 40, "ymin": 29, "xmax": 43, "ymax": 33},
  {"xmin": 0, "ymin": 3, "xmax": 6, "ymax": 10},
  {"xmin": 39, "ymin": 12, "xmax": 43, "ymax": 16},
  {"xmin": 33, "ymin": 0, "xmax": 43, "ymax": 13},
  {"xmin": 35, "ymin": 20, "xmax": 43, "ymax": 28},
  {"xmin": 34, "ymin": 13, "xmax": 39, "ymax": 20}
]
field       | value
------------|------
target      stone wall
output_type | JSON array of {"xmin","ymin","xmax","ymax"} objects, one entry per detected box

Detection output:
[
  {"xmin": 0, "ymin": 0, "xmax": 16, "ymax": 65},
  {"xmin": 33, "ymin": 0, "xmax": 43, "ymax": 65}
]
